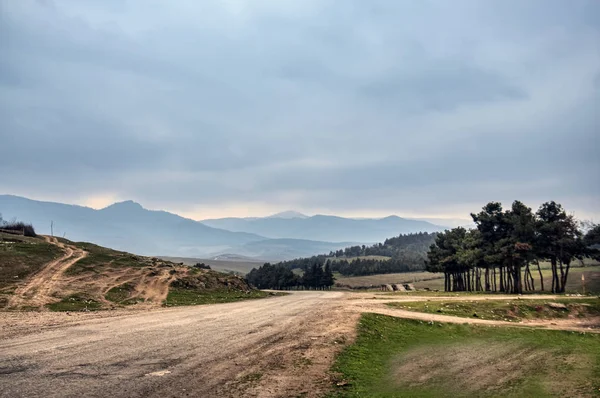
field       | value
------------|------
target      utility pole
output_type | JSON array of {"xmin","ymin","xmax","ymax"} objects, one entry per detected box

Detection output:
[{"xmin": 51, "ymin": 221, "xmax": 54, "ymax": 237}]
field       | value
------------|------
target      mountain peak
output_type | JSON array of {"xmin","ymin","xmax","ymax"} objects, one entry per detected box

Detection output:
[
  {"xmin": 101, "ymin": 200, "xmax": 144, "ymax": 211},
  {"xmin": 267, "ymin": 210, "xmax": 308, "ymax": 219}
]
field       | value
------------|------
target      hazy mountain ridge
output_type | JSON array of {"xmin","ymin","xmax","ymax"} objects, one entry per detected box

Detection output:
[{"xmin": 201, "ymin": 214, "xmax": 445, "ymax": 242}]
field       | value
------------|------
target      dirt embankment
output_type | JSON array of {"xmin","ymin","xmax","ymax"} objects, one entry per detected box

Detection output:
[{"xmin": 6, "ymin": 236, "xmax": 253, "ymax": 311}]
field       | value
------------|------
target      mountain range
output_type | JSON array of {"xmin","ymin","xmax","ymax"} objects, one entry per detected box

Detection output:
[
  {"xmin": 201, "ymin": 214, "xmax": 443, "ymax": 242},
  {"xmin": 0, "ymin": 195, "xmax": 446, "ymax": 260}
]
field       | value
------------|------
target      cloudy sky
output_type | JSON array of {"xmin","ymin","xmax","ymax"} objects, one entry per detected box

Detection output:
[{"xmin": 1, "ymin": 0, "xmax": 599, "ymax": 221}]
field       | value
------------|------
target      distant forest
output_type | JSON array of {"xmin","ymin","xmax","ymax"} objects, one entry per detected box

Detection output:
[
  {"xmin": 277, "ymin": 232, "xmax": 436, "ymax": 276},
  {"xmin": 243, "ymin": 232, "xmax": 436, "ymax": 289},
  {"xmin": 243, "ymin": 232, "xmax": 436, "ymax": 292}
]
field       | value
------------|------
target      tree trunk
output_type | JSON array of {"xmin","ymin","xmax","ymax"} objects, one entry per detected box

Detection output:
[
  {"xmin": 558, "ymin": 259, "xmax": 566, "ymax": 293},
  {"xmin": 551, "ymin": 257, "xmax": 558, "ymax": 293},
  {"xmin": 514, "ymin": 265, "xmax": 522, "ymax": 294},
  {"xmin": 536, "ymin": 261, "xmax": 544, "ymax": 291},
  {"xmin": 561, "ymin": 262, "xmax": 571, "ymax": 294},
  {"xmin": 527, "ymin": 266, "xmax": 535, "ymax": 291}
]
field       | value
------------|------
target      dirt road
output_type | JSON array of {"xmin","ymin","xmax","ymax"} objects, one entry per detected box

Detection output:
[
  {"xmin": 1, "ymin": 292, "xmax": 598, "ymax": 398},
  {"xmin": 8, "ymin": 237, "xmax": 88, "ymax": 309},
  {"xmin": 0, "ymin": 291, "xmax": 356, "ymax": 398}
]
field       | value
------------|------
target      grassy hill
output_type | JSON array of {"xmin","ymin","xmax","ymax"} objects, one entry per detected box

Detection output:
[{"xmin": 0, "ymin": 232, "xmax": 268, "ymax": 311}]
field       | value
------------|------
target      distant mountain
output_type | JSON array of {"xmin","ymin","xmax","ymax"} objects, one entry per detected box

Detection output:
[
  {"xmin": 0, "ymin": 195, "xmax": 264, "ymax": 256},
  {"xmin": 410, "ymin": 217, "xmax": 473, "ymax": 229},
  {"xmin": 201, "ymin": 214, "xmax": 445, "ymax": 242},
  {"xmin": 267, "ymin": 210, "xmax": 308, "ymax": 219},
  {"xmin": 222, "ymin": 238, "xmax": 355, "ymax": 261}
]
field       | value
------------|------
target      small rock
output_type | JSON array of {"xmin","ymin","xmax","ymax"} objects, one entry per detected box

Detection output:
[{"xmin": 547, "ymin": 302, "xmax": 568, "ymax": 310}]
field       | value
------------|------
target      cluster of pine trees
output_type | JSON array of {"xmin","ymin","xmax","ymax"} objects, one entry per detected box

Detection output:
[
  {"xmin": 245, "ymin": 262, "xmax": 334, "ymax": 290},
  {"xmin": 426, "ymin": 201, "xmax": 600, "ymax": 294},
  {"xmin": 329, "ymin": 232, "xmax": 435, "ymax": 259},
  {"xmin": 330, "ymin": 256, "xmax": 424, "ymax": 276},
  {"xmin": 277, "ymin": 232, "xmax": 436, "ymax": 276}
]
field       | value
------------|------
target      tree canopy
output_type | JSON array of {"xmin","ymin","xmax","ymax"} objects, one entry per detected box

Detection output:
[{"xmin": 427, "ymin": 201, "xmax": 594, "ymax": 294}]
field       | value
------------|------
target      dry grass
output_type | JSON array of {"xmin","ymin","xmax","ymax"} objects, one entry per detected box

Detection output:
[
  {"xmin": 335, "ymin": 272, "xmax": 443, "ymax": 289},
  {"xmin": 392, "ymin": 342, "xmax": 593, "ymax": 396}
]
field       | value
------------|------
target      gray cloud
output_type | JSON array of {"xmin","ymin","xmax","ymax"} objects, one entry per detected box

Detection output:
[{"xmin": 0, "ymin": 0, "xmax": 598, "ymax": 219}]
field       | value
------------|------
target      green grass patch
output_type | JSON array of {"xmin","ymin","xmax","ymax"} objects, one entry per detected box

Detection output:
[
  {"xmin": 387, "ymin": 298, "xmax": 600, "ymax": 322},
  {"xmin": 105, "ymin": 282, "xmax": 139, "ymax": 305},
  {"xmin": 331, "ymin": 313, "xmax": 600, "ymax": 397},
  {"xmin": 164, "ymin": 288, "xmax": 272, "ymax": 306},
  {"xmin": 47, "ymin": 294, "xmax": 102, "ymax": 311},
  {"xmin": 0, "ymin": 233, "xmax": 63, "ymax": 291},
  {"xmin": 65, "ymin": 242, "xmax": 148, "ymax": 275}
]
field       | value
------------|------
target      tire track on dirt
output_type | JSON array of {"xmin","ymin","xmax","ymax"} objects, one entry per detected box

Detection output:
[{"xmin": 8, "ymin": 236, "xmax": 88, "ymax": 309}]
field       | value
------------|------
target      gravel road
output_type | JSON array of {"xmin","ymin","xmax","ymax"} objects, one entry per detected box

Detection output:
[{"xmin": 1, "ymin": 291, "xmax": 355, "ymax": 398}]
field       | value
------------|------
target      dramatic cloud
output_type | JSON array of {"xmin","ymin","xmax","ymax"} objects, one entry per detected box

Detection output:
[{"xmin": 1, "ymin": 0, "xmax": 599, "ymax": 219}]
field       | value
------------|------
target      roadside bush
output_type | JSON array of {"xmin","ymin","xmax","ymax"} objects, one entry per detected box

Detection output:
[{"xmin": 0, "ymin": 219, "xmax": 37, "ymax": 237}]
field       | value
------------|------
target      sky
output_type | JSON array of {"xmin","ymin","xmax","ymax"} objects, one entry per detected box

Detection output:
[{"xmin": 1, "ymin": 0, "xmax": 599, "ymax": 222}]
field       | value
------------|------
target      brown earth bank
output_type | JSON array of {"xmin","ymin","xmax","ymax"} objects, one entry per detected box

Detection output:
[{"xmin": 1, "ymin": 234, "xmax": 253, "ymax": 311}]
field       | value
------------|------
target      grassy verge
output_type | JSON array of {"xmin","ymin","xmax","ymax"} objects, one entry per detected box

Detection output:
[
  {"xmin": 387, "ymin": 298, "xmax": 600, "ymax": 322},
  {"xmin": 47, "ymin": 294, "xmax": 102, "ymax": 311},
  {"xmin": 331, "ymin": 313, "xmax": 600, "ymax": 397},
  {"xmin": 65, "ymin": 241, "xmax": 147, "ymax": 275},
  {"xmin": 164, "ymin": 288, "xmax": 274, "ymax": 306}
]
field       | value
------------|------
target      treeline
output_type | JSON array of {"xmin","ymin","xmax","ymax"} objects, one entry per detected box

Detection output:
[
  {"xmin": 328, "ymin": 232, "xmax": 436, "ymax": 259},
  {"xmin": 245, "ymin": 262, "xmax": 334, "ymax": 290},
  {"xmin": 426, "ymin": 201, "xmax": 600, "ymax": 294},
  {"xmin": 331, "ymin": 255, "xmax": 425, "ymax": 276},
  {"xmin": 0, "ymin": 213, "xmax": 36, "ymax": 237},
  {"xmin": 277, "ymin": 232, "xmax": 436, "ymax": 276}
]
